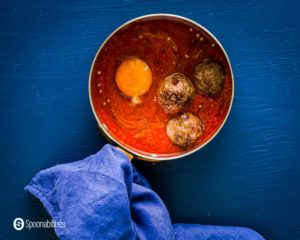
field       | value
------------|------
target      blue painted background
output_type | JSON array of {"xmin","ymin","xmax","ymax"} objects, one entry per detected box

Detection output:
[{"xmin": 1, "ymin": 0, "xmax": 300, "ymax": 239}]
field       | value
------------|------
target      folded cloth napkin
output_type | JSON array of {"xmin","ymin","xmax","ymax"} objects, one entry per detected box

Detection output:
[{"xmin": 25, "ymin": 144, "xmax": 265, "ymax": 240}]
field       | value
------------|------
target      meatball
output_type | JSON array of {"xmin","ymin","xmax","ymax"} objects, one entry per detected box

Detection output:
[
  {"xmin": 158, "ymin": 73, "xmax": 195, "ymax": 114},
  {"xmin": 193, "ymin": 59, "xmax": 225, "ymax": 96},
  {"xmin": 166, "ymin": 113, "xmax": 203, "ymax": 148}
]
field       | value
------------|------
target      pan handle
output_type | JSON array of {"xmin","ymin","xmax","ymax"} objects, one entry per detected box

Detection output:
[
  {"xmin": 97, "ymin": 124, "xmax": 134, "ymax": 161},
  {"xmin": 116, "ymin": 147, "xmax": 134, "ymax": 161}
]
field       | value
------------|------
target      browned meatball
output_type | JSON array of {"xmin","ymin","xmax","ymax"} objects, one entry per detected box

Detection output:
[
  {"xmin": 166, "ymin": 113, "xmax": 203, "ymax": 148},
  {"xmin": 194, "ymin": 59, "xmax": 225, "ymax": 96},
  {"xmin": 158, "ymin": 73, "xmax": 195, "ymax": 114}
]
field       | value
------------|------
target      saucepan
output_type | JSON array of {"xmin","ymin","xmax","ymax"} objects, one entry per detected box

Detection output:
[{"xmin": 89, "ymin": 14, "xmax": 234, "ymax": 161}]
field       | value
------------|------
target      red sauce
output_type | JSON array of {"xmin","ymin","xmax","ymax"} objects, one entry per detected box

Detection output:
[{"xmin": 91, "ymin": 18, "xmax": 233, "ymax": 156}]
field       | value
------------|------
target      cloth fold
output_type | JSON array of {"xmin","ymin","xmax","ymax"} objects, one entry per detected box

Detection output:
[{"xmin": 25, "ymin": 144, "xmax": 265, "ymax": 240}]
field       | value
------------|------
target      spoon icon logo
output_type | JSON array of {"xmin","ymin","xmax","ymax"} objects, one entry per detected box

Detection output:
[{"xmin": 13, "ymin": 218, "xmax": 24, "ymax": 231}]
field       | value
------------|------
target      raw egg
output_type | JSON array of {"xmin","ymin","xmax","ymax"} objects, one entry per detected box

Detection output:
[{"xmin": 115, "ymin": 57, "xmax": 152, "ymax": 102}]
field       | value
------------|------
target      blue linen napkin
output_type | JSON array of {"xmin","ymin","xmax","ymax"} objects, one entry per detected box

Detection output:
[{"xmin": 25, "ymin": 144, "xmax": 265, "ymax": 240}]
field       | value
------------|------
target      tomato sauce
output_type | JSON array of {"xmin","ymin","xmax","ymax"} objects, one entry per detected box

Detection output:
[{"xmin": 90, "ymin": 18, "xmax": 233, "ymax": 156}]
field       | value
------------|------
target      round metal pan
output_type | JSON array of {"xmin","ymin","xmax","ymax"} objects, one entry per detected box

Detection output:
[{"xmin": 89, "ymin": 14, "xmax": 234, "ymax": 161}]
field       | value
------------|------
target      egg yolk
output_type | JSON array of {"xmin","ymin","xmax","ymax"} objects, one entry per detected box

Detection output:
[{"xmin": 115, "ymin": 58, "xmax": 152, "ymax": 99}]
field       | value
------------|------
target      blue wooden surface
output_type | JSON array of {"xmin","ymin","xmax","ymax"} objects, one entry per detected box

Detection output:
[{"xmin": 1, "ymin": 0, "xmax": 300, "ymax": 239}]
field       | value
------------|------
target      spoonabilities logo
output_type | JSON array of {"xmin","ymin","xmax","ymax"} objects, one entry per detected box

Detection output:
[
  {"xmin": 12, "ymin": 217, "xmax": 65, "ymax": 231},
  {"xmin": 13, "ymin": 218, "xmax": 24, "ymax": 231}
]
